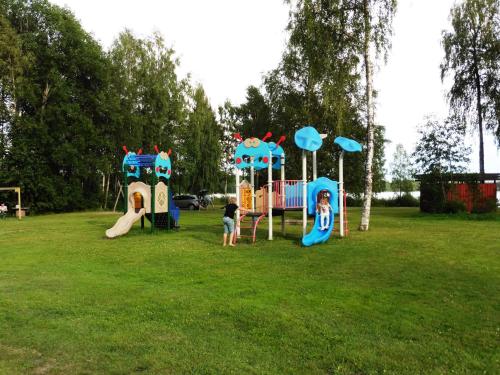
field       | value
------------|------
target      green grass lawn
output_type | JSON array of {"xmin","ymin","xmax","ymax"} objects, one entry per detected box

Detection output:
[{"xmin": 0, "ymin": 208, "xmax": 499, "ymax": 374}]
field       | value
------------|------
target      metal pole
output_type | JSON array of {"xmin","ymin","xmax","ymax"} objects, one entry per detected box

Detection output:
[
  {"xmin": 312, "ymin": 151, "xmax": 317, "ymax": 181},
  {"xmin": 167, "ymin": 178, "xmax": 170, "ymax": 231},
  {"xmin": 151, "ymin": 173, "xmax": 156, "ymax": 233},
  {"xmin": 235, "ymin": 168, "xmax": 240, "ymax": 238},
  {"xmin": 302, "ymin": 150, "xmax": 307, "ymax": 237},
  {"xmin": 268, "ymin": 151, "xmax": 273, "ymax": 240},
  {"xmin": 281, "ymin": 154, "xmax": 286, "ymax": 236},
  {"xmin": 123, "ymin": 171, "xmax": 128, "ymax": 214},
  {"xmin": 250, "ymin": 156, "xmax": 255, "ymax": 212},
  {"xmin": 281, "ymin": 154, "xmax": 285, "ymax": 208},
  {"xmin": 339, "ymin": 151, "xmax": 345, "ymax": 237}
]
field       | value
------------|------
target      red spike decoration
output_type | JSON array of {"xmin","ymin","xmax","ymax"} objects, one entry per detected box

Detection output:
[
  {"xmin": 122, "ymin": 145, "xmax": 129, "ymax": 154},
  {"xmin": 137, "ymin": 148, "xmax": 143, "ymax": 155},
  {"xmin": 262, "ymin": 132, "xmax": 272, "ymax": 142},
  {"xmin": 167, "ymin": 149, "xmax": 172, "ymax": 157},
  {"xmin": 154, "ymin": 145, "xmax": 160, "ymax": 154},
  {"xmin": 233, "ymin": 133, "xmax": 243, "ymax": 142},
  {"xmin": 276, "ymin": 135, "xmax": 286, "ymax": 147}
]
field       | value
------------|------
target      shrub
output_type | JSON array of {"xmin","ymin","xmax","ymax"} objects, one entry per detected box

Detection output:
[
  {"xmin": 346, "ymin": 194, "xmax": 419, "ymax": 207},
  {"xmin": 443, "ymin": 200, "xmax": 467, "ymax": 214},
  {"xmin": 393, "ymin": 194, "xmax": 419, "ymax": 207},
  {"xmin": 471, "ymin": 198, "xmax": 498, "ymax": 214}
]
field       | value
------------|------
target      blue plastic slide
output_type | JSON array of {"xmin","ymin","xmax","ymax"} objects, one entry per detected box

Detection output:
[
  {"xmin": 302, "ymin": 210, "xmax": 335, "ymax": 247},
  {"xmin": 302, "ymin": 177, "xmax": 339, "ymax": 247}
]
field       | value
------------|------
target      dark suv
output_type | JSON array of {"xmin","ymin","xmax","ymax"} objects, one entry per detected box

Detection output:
[{"xmin": 173, "ymin": 195, "xmax": 200, "ymax": 210}]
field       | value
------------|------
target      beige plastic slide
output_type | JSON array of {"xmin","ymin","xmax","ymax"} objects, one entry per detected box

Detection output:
[{"xmin": 105, "ymin": 208, "xmax": 146, "ymax": 238}]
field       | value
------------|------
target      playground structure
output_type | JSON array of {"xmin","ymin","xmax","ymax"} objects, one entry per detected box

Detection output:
[
  {"xmin": 0, "ymin": 187, "xmax": 22, "ymax": 219},
  {"xmin": 233, "ymin": 126, "xmax": 361, "ymax": 246},
  {"xmin": 105, "ymin": 146, "xmax": 180, "ymax": 238}
]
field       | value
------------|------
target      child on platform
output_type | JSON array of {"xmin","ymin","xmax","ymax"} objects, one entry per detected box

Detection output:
[
  {"xmin": 317, "ymin": 196, "xmax": 332, "ymax": 231},
  {"xmin": 222, "ymin": 197, "xmax": 238, "ymax": 246}
]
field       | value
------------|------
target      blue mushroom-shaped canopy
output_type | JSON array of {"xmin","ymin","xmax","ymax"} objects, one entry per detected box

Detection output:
[
  {"xmin": 155, "ymin": 151, "xmax": 172, "ymax": 179},
  {"xmin": 294, "ymin": 126, "xmax": 323, "ymax": 152},
  {"xmin": 334, "ymin": 137, "xmax": 362, "ymax": 153},
  {"xmin": 234, "ymin": 137, "xmax": 271, "ymax": 170}
]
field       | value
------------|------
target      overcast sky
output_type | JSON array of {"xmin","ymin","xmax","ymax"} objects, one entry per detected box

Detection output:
[{"xmin": 51, "ymin": 0, "xmax": 500, "ymax": 173}]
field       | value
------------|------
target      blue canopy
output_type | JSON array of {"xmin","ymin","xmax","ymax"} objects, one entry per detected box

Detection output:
[
  {"xmin": 334, "ymin": 137, "xmax": 362, "ymax": 153},
  {"xmin": 294, "ymin": 126, "xmax": 323, "ymax": 152}
]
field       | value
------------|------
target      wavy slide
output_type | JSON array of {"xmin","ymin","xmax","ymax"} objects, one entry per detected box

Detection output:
[
  {"xmin": 105, "ymin": 208, "xmax": 145, "ymax": 238},
  {"xmin": 301, "ymin": 177, "xmax": 338, "ymax": 247},
  {"xmin": 302, "ymin": 211, "xmax": 334, "ymax": 247}
]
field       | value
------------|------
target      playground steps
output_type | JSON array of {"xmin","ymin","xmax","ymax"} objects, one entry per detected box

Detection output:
[{"xmin": 235, "ymin": 211, "xmax": 267, "ymax": 244}]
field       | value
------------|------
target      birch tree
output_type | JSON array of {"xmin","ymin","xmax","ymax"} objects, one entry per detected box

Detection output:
[
  {"xmin": 357, "ymin": 0, "xmax": 397, "ymax": 231},
  {"xmin": 441, "ymin": 0, "xmax": 500, "ymax": 174}
]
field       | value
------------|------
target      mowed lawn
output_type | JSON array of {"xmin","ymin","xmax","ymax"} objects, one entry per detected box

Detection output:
[{"xmin": 0, "ymin": 208, "xmax": 498, "ymax": 374}]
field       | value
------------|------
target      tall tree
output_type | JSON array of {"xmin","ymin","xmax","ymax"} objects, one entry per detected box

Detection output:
[
  {"xmin": 2, "ymin": 0, "xmax": 110, "ymax": 211},
  {"xmin": 0, "ymin": 13, "xmax": 27, "ymax": 170},
  {"xmin": 260, "ymin": 0, "xmax": 385, "ymax": 192},
  {"xmin": 106, "ymin": 30, "xmax": 189, "ymax": 204},
  {"xmin": 218, "ymin": 100, "xmax": 239, "ymax": 195},
  {"xmin": 412, "ymin": 116, "xmax": 471, "ymax": 175},
  {"xmin": 356, "ymin": 0, "xmax": 397, "ymax": 231},
  {"xmin": 441, "ymin": 0, "xmax": 500, "ymax": 174},
  {"xmin": 179, "ymin": 85, "xmax": 222, "ymax": 193}
]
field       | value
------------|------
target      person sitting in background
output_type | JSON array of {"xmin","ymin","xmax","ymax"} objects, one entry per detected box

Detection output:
[{"xmin": 0, "ymin": 202, "xmax": 8, "ymax": 218}]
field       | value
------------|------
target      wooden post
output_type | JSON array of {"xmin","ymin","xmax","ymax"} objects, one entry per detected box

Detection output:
[
  {"xmin": 16, "ymin": 187, "xmax": 21, "ymax": 220},
  {"xmin": 113, "ymin": 182, "xmax": 123, "ymax": 212},
  {"xmin": 123, "ymin": 171, "xmax": 128, "ymax": 214},
  {"xmin": 0, "ymin": 187, "xmax": 22, "ymax": 220}
]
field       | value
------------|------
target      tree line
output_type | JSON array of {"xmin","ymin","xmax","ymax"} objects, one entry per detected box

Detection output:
[
  {"xmin": 0, "ymin": 0, "xmax": 387, "ymax": 215},
  {"xmin": 0, "ymin": 0, "xmax": 222, "ymax": 211},
  {"xmin": 1, "ymin": 0, "xmax": 498, "ymax": 226}
]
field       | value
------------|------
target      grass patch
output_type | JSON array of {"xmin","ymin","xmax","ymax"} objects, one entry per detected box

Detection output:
[{"xmin": 0, "ymin": 208, "xmax": 499, "ymax": 374}]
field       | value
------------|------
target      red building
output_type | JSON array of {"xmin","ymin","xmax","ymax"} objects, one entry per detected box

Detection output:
[{"xmin": 417, "ymin": 173, "xmax": 499, "ymax": 213}]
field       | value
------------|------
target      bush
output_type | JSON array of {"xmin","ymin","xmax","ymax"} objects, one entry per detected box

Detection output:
[
  {"xmin": 443, "ymin": 200, "xmax": 467, "ymax": 214},
  {"xmin": 346, "ymin": 196, "xmax": 363, "ymax": 207},
  {"xmin": 346, "ymin": 194, "xmax": 419, "ymax": 207},
  {"xmin": 393, "ymin": 194, "xmax": 419, "ymax": 207},
  {"xmin": 471, "ymin": 198, "xmax": 498, "ymax": 214},
  {"xmin": 420, "ymin": 182, "xmax": 448, "ymax": 213}
]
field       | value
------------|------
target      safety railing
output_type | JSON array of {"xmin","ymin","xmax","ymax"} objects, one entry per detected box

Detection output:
[{"xmin": 261, "ymin": 180, "xmax": 304, "ymax": 210}]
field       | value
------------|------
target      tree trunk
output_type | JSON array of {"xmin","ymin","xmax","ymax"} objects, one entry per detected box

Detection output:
[
  {"xmin": 473, "ymin": 55, "xmax": 484, "ymax": 174},
  {"xmin": 359, "ymin": 0, "xmax": 375, "ymax": 232},
  {"xmin": 470, "ymin": 28, "xmax": 485, "ymax": 175}
]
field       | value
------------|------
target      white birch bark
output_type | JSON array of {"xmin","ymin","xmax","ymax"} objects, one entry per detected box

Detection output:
[{"xmin": 359, "ymin": 0, "xmax": 375, "ymax": 232}]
